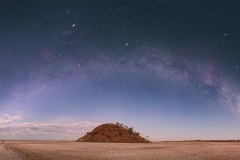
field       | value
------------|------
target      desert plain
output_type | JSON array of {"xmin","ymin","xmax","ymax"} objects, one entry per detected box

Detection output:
[{"xmin": 1, "ymin": 141, "xmax": 240, "ymax": 160}]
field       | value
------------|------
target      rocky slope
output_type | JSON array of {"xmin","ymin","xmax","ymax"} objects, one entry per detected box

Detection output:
[{"xmin": 77, "ymin": 123, "xmax": 151, "ymax": 143}]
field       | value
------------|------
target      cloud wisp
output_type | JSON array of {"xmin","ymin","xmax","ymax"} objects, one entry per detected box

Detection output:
[{"xmin": 0, "ymin": 114, "xmax": 100, "ymax": 140}]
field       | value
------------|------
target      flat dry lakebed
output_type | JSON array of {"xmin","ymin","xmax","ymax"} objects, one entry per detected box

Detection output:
[{"xmin": 2, "ymin": 141, "xmax": 240, "ymax": 160}]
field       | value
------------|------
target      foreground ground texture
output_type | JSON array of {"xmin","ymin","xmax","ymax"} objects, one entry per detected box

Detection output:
[
  {"xmin": 0, "ymin": 143, "xmax": 22, "ymax": 160},
  {"xmin": 2, "ymin": 141, "xmax": 240, "ymax": 160}
]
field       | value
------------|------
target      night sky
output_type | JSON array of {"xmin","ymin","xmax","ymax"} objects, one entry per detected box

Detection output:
[{"xmin": 0, "ymin": 0, "xmax": 240, "ymax": 140}]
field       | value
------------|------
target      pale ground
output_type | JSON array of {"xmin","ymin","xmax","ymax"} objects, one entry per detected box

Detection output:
[
  {"xmin": 0, "ymin": 143, "xmax": 22, "ymax": 160},
  {"xmin": 2, "ymin": 141, "xmax": 240, "ymax": 160}
]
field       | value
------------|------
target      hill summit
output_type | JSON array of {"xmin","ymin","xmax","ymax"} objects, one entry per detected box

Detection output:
[{"xmin": 76, "ymin": 123, "xmax": 151, "ymax": 143}]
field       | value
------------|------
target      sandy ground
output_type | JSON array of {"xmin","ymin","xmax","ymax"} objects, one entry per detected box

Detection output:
[
  {"xmin": 0, "ymin": 143, "xmax": 22, "ymax": 160},
  {"xmin": 2, "ymin": 141, "xmax": 240, "ymax": 160}
]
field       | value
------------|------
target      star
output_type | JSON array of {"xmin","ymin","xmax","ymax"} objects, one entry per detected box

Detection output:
[
  {"xmin": 125, "ymin": 43, "xmax": 129, "ymax": 46},
  {"xmin": 72, "ymin": 24, "xmax": 76, "ymax": 28}
]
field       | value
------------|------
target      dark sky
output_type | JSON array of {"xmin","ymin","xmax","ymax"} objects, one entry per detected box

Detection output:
[{"xmin": 0, "ymin": 0, "xmax": 240, "ymax": 140}]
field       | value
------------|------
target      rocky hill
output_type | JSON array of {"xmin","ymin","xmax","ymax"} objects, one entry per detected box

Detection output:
[{"xmin": 76, "ymin": 123, "xmax": 151, "ymax": 143}]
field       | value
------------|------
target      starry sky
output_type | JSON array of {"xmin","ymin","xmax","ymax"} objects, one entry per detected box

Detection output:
[{"xmin": 0, "ymin": 0, "xmax": 240, "ymax": 140}]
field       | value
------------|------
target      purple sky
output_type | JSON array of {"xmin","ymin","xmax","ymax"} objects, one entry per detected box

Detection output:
[{"xmin": 1, "ymin": 1, "xmax": 240, "ymax": 140}]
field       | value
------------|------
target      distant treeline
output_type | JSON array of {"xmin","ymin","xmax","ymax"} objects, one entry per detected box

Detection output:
[
  {"xmin": 162, "ymin": 140, "xmax": 240, "ymax": 142},
  {"xmin": 193, "ymin": 140, "xmax": 240, "ymax": 142}
]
